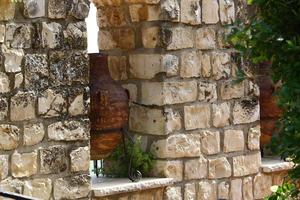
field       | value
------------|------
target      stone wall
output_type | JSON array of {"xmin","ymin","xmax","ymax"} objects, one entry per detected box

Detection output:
[
  {"xmin": 93, "ymin": 0, "xmax": 264, "ymax": 199},
  {"xmin": 0, "ymin": 0, "xmax": 91, "ymax": 199}
]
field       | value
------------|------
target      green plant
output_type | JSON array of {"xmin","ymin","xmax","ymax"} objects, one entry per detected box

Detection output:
[
  {"xmin": 229, "ymin": 0, "xmax": 300, "ymax": 179},
  {"xmin": 98, "ymin": 136, "xmax": 155, "ymax": 178},
  {"xmin": 265, "ymin": 183, "xmax": 299, "ymax": 200}
]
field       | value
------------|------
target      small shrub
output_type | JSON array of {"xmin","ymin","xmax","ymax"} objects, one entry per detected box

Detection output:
[{"xmin": 265, "ymin": 183, "xmax": 299, "ymax": 200}]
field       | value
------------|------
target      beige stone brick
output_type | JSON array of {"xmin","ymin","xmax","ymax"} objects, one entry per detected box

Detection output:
[
  {"xmin": 233, "ymin": 153, "xmax": 261, "ymax": 177},
  {"xmin": 0, "ymin": 98, "xmax": 8, "ymax": 120},
  {"xmin": 185, "ymin": 156, "xmax": 207, "ymax": 180},
  {"xmin": 248, "ymin": 125, "xmax": 261, "ymax": 150},
  {"xmin": 0, "ymin": 25, "xmax": 4, "ymax": 43},
  {"xmin": 161, "ymin": 0, "xmax": 180, "ymax": 21},
  {"xmin": 11, "ymin": 151, "xmax": 38, "ymax": 178},
  {"xmin": 24, "ymin": 123, "xmax": 44, "ymax": 146},
  {"xmin": 218, "ymin": 181, "xmax": 229, "ymax": 199},
  {"xmin": 164, "ymin": 186, "xmax": 182, "ymax": 200},
  {"xmin": 220, "ymin": 80, "xmax": 245, "ymax": 100},
  {"xmin": 14, "ymin": 73, "xmax": 23, "ymax": 89},
  {"xmin": 69, "ymin": 91, "xmax": 85, "ymax": 116},
  {"xmin": 184, "ymin": 183, "xmax": 196, "ymax": 200},
  {"xmin": 181, "ymin": 0, "xmax": 201, "ymax": 25},
  {"xmin": 142, "ymin": 26, "xmax": 160, "ymax": 48},
  {"xmin": 99, "ymin": 28, "xmax": 135, "ymax": 50},
  {"xmin": 97, "ymin": 7, "xmax": 128, "ymax": 28},
  {"xmin": 0, "ymin": 72, "xmax": 10, "ymax": 93},
  {"xmin": 200, "ymin": 130, "xmax": 220, "ymax": 155},
  {"xmin": 0, "ymin": 2, "xmax": 15, "ymax": 21},
  {"xmin": 122, "ymin": 84, "xmax": 138, "ymax": 102},
  {"xmin": 24, "ymin": 179, "xmax": 52, "ymax": 200},
  {"xmin": 198, "ymin": 82, "xmax": 217, "ymax": 102},
  {"xmin": 208, "ymin": 157, "xmax": 231, "ymax": 179},
  {"xmin": 184, "ymin": 104, "xmax": 211, "ymax": 130},
  {"xmin": 202, "ymin": 0, "xmax": 219, "ymax": 24},
  {"xmin": 98, "ymin": 30, "xmax": 117, "ymax": 50},
  {"xmin": 196, "ymin": 27, "xmax": 216, "ymax": 49},
  {"xmin": 0, "ymin": 178, "xmax": 23, "ymax": 195},
  {"xmin": 0, "ymin": 155, "xmax": 8, "ymax": 180},
  {"xmin": 70, "ymin": 146, "xmax": 90, "ymax": 172},
  {"xmin": 41, "ymin": 22, "xmax": 62, "ymax": 49},
  {"xmin": 125, "ymin": 0, "xmax": 160, "ymax": 4},
  {"xmin": 5, "ymin": 23, "xmax": 32, "ymax": 49},
  {"xmin": 11, "ymin": 91, "xmax": 36, "ymax": 121},
  {"xmin": 93, "ymin": 0, "xmax": 122, "ymax": 7},
  {"xmin": 273, "ymin": 172, "xmax": 288, "ymax": 186},
  {"xmin": 224, "ymin": 130, "xmax": 244, "ymax": 152},
  {"xmin": 230, "ymin": 179, "xmax": 242, "ymax": 200},
  {"xmin": 233, "ymin": 98, "xmax": 260, "ymax": 124},
  {"xmin": 243, "ymin": 177, "xmax": 253, "ymax": 200},
  {"xmin": 254, "ymin": 173, "xmax": 272, "ymax": 199},
  {"xmin": 108, "ymin": 56, "xmax": 128, "ymax": 81},
  {"xmin": 162, "ymin": 26, "xmax": 194, "ymax": 50},
  {"xmin": 201, "ymin": 53, "xmax": 212, "ymax": 77},
  {"xmin": 152, "ymin": 160, "xmax": 183, "ymax": 182},
  {"xmin": 129, "ymin": 4, "xmax": 161, "ymax": 22},
  {"xmin": 212, "ymin": 102, "xmax": 230, "ymax": 128},
  {"xmin": 165, "ymin": 108, "xmax": 182, "ymax": 134},
  {"xmin": 180, "ymin": 51, "xmax": 201, "ymax": 78},
  {"xmin": 0, "ymin": 124, "xmax": 20, "ymax": 150},
  {"xmin": 197, "ymin": 181, "xmax": 217, "ymax": 200},
  {"xmin": 212, "ymin": 52, "xmax": 231, "ymax": 80},
  {"xmin": 151, "ymin": 134, "xmax": 201, "ymax": 158},
  {"xmin": 38, "ymin": 89, "xmax": 67, "ymax": 117},
  {"xmin": 219, "ymin": 0, "xmax": 235, "ymax": 24},
  {"xmin": 3, "ymin": 45, "xmax": 24, "ymax": 73}
]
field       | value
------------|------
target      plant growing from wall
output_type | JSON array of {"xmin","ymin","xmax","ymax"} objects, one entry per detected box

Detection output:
[
  {"xmin": 229, "ymin": 0, "xmax": 300, "ymax": 180},
  {"xmin": 265, "ymin": 183, "xmax": 299, "ymax": 200}
]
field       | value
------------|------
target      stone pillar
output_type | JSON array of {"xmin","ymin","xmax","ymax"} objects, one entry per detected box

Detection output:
[
  {"xmin": 0, "ymin": 0, "xmax": 91, "ymax": 199},
  {"xmin": 93, "ymin": 0, "xmax": 261, "ymax": 199}
]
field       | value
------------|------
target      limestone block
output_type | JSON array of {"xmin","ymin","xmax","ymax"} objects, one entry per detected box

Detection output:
[
  {"xmin": 164, "ymin": 186, "xmax": 182, "ymax": 200},
  {"xmin": 54, "ymin": 175, "xmax": 90, "ymax": 200},
  {"xmin": 142, "ymin": 26, "xmax": 160, "ymax": 48},
  {"xmin": 42, "ymin": 22, "xmax": 63, "ymax": 49},
  {"xmin": 0, "ymin": 178, "xmax": 23, "ymax": 195},
  {"xmin": 247, "ymin": 80, "xmax": 260, "ymax": 97},
  {"xmin": 125, "ymin": 0, "xmax": 160, "ymax": 3},
  {"xmin": 23, "ymin": 0, "xmax": 46, "ymax": 18},
  {"xmin": 151, "ymin": 134, "xmax": 201, "ymax": 158},
  {"xmin": 184, "ymin": 183, "xmax": 196, "ymax": 200},
  {"xmin": 197, "ymin": 181, "xmax": 217, "ymax": 200},
  {"xmin": 162, "ymin": 26, "xmax": 194, "ymax": 50},
  {"xmin": 212, "ymin": 102, "xmax": 230, "ymax": 127},
  {"xmin": 201, "ymin": 53, "xmax": 211, "ymax": 77},
  {"xmin": 181, "ymin": 0, "xmax": 201, "ymax": 25},
  {"xmin": 14, "ymin": 73, "xmax": 23, "ymax": 89},
  {"xmin": 48, "ymin": 120, "xmax": 89, "ymax": 141},
  {"xmin": 196, "ymin": 27, "xmax": 216, "ymax": 49},
  {"xmin": 129, "ymin": 4, "xmax": 161, "ymax": 22},
  {"xmin": 11, "ymin": 151, "xmax": 38, "ymax": 178},
  {"xmin": 93, "ymin": 0, "xmax": 122, "ymax": 7},
  {"xmin": 11, "ymin": 91, "xmax": 36, "ymax": 121},
  {"xmin": 184, "ymin": 156, "xmax": 207, "ymax": 180},
  {"xmin": 220, "ymin": 80, "xmax": 245, "ymax": 100},
  {"xmin": 233, "ymin": 98, "xmax": 260, "ymax": 124},
  {"xmin": 161, "ymin": 0, "xmax": 180, "ymax": 21},
  {"xmin": 70, "ymin": 146, "xmax": 90, "ymax": 172},
  {"xmin": 233, "ymin": 153, "xmax": 261, "ymax": 177},
  {"xmin": 184, "ymin": 104, "xmax": 211, "ymax": 130},
  {"xmin": 3, "ymin": 46, "xmax": 24, "ymax": 73},
  {"xmin": 224, "ymin": 130, "xmax": 244, "ymax": 152},
  {"xmin": 38, "ymin": 89, "xmax": 67, "ymax": 117},
  {"xmin": 243, "ymin": 177, "xmax": 253, "ymax": 200},
  {"xmin": 165, "ymin": 108, "xmax": 182, "ymax": 134},
  {"xmin": 198, "ymin": 82, "xmax": 217, "ymax": 102},
  {"xmin": 212, "ymin": 52, "xmax": 231, "ymax": 80},
  {"xmin": 0, "ymin": 155, "xmax": 8, "ymax": 180},
  {"xmin": 24, "ymin": 179, "xmax": 52, "ymax": 200},
  {"xmin": 254, "ymin": 173, "xmax": 272, "ymax": 199},
  {"xmin": 152, "ymin": 160, "xmax": 183, "ymax": 182},
  {"xmin": 48, "ymin": 0, "xmax": 66, "ymax": 18},
  {"xmin": 129, "ymin": 104, "xmax": 166, "ymax": 135},
  {"xmin": 40, "ymin": 145, "xmax": 67, "ymax": 174},
  {"xmin": 99, "ymin": 28, "xmax": 135, "ymax": 50},
  {"xmin": 24, "ymin": 54, "xmax": 49, "ymax": 89},
  {"xmin": 24, "ymin": 123, "xmax": 44, "ymax": 146},
  {"xmin": 0, "ymin": 124, "xmax": 20, "ymax": 150},
  {"xmin": 63, "ymin": 22, "xmax": 87, "ymax": 49},
  {"xmin": 208, "ymin": 157, "xmax": 231, "ymax": 179},
  {"xmin": 5, "ymin": 23, "xmax": 32, "ymax": 49},
  {"xmin": 0, "ymin": 98, "xmax": 8, "ymax": 120},
  {"xmin": 98, "ymin": 7, "xmax": 128, "ymax": 27},
  {"xmin": 230, "ymin": 179, "xmax": 242, "ymax": 200},
  {"xmin": 0, "ymin": 72, "xmax": 10, "ymax": 93},
  {"xmin": 108, "ymin": 56, "xmax": 128, "ymax": 81},
  {"xmin": 273, "ymin": 172, "xmax": 287, "ymax": 186},
  {"xmin": 122, "ymin": 84, "xmax": 138, "ymax": 102},
  {"xmin": 219, "ymin": 0, "xmax": 235, "ymax": 24},
  {"xmin": 69, "ymin": 89, "xmax": 85, "ymax": 116},
  {"xmin": 200, "ymin": 130, "xmax": 220, "ymax": 155},
  {"xmin": 0, "ymin": 1, "xmax": 15, "ymax": 21},
  {"xmin": 98, "ymin": 30, "xmax": 117, "ymax": 50},
  {"xmin": 248, "ymin": 125, "xmax": 261, "ymax": 150},
  {"xmin": 180, "ymin": 51, "xmax": 201, "ymax": 78},
  {"xmin": 202, "ymin": 0, "xmax": 219, "ymax": 24},
  {"xmin": 218, "ymin": 181, "xmax": 229, "ymax": 199},
  {"xmin": 69, "ymin": 0, "xmax": 90, "ymax": 19},
  {"xmin": 0, "ymin": 25, "xmax": 5, "ymax": 43}
]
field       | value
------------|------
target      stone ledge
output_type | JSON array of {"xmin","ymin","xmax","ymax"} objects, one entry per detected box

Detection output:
[
  {"xmin": 92, "ymin": 177, "xmax": 173, "ymax": 197},
  {"xmin": 261, "ymin": 158, "xmax": 294, "ymax": 173}
]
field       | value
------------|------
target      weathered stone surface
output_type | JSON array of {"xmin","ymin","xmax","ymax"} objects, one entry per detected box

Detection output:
[
  {"xmin": 248, "ymin": 125, "xmax": 261, "ymax": 150},
  {"xmin": 54, "ymin": 175, "xmax": 90, "ymax": 200},
  {"xmin": 98, "ymin": 28, "xmax": 135, "ymax": 50},
  {"xmin": 3, "ymin": 45, "xmax": 24, "ymax": 73},
  {"xmin": 108, "ymin": 56, "xmax": 128, "ymax": 81},
  {"xmin": 218, "ymin": 181, "xmax": 229, "ymax": 199},
  {"xmin": 184, "ymin": 104, "xmax": 211, "ymax": 130},
  {"xmin": 40, "ymin": 145, "xmax": 67, "ymax": 174},
  {"xmin": 69, "ymin": 0, "xmax": 90, "ymax": 19},
  {"xmin": 64, "ymin": 22, "xmax": 87, "ymax": 49},
  {"xmin": 165, "ymin": 108, "xmax": 182, "ymax": 134},
  {"xmin": 243, "ymin": 177, "xmax": 253, "ymax": 200},
  {"xmin": 230, "ymin": 179, "xmax": 242, "ymax": 200},
  {"xmin": 181, "ymin": 0, "xmax": 201, "ymax": 25},
  {"xmin": 273, "ymin": 172, "xmax": 287, "ymax": 186},
  {"xmin": 261, "ymin": 159, "xmax": 294, "ymax": 173},
  {"xmin": 23, "ymin": 123, "xmax": 44, "ymax": 146},
  {"xmin": 212, "ymin": 52, "xmax": 231, "ymax": 80},
  {"xmin": 198, "ymin": 181, "xmax": 217, "ymax": 200},
  {"xmin": 152, "ymin": 160, "xmax": 183, "ymax": 182},
  {"xmin": 23, "ymin": 0, "xmax": 46, "ymax": 18},
  {"xmin": 151, "ymin": 134, "xmax": 201, "ymax": 158},
  {"xmin": 185, "ymin": 156, "xmax": 207, "ymax": 180},
  {"xmin": 233, "ymin": 98, "xmax": 260, "ymax": 124},
  {"xmin": 0, "ymin": 178, "xmax": 23, "ymax": 195},
  {"xmin": 219, "ymin": 0, "xmax": 235, "ymax": 24},
  {"xmin": 129, "ymin": 104, "xmax": 166, "ymax": 135},
  {"xmin": 48, "ymin": 0, "xmax": 66, "ymax": 18},
  {"xmin": 184, "ymin": 183, "xmax": 196, "ymax": 200},
  {"xmin": 11, "ymin": 91, "xmax": 36, "ymax": 121},
  {"xmin": 129, "ymin": 4, "xmax": 161, "ymax": 22},
  {"xmin": 162, "ymin": 26, "xmax": 194, "ymax": 50},
  {"xmin": 202, "ymin": 0, "xmax": 219, "ymax": 24},
  {"xmin": 233, "ymin": 153, "xmax": 261, "ymax": 177},
  {"xmin": 0, "ymin": 98, "xmax": 8, "ymax": 120},
  {"xmin": 161, "ymin": 0, "xmax": 180, "ymax": 21},
  {"xmin": 71, "ymin": 146, "xmax": 90, "ymax": 172},
  {"xmin": 48, "ymin": 120, "xmax": 89, "ymax": 141},
  {"xmin": 254, "ymin": 173, "xmax": 272, "ymax": 199},
  {"xmin": 24, "ymin": 54, "xmax": 48, "ymax": 89},
  {"xmin": 200, "ymin": 130, "xmax": 220, "ymax": 155},
  {"xmin": 224, "ymin": 130, "xmax": 244, "ymax": 152},
  {"xmin": 0, "ymin": 25, "xmax": 5, "ymax": 43},
  {"xmin": 42, "ymin": 22, "xmax": 63, "ymax": 49},
  {"xmin": 24, "ymin": 179, "xmax": 52, "ymax": 200},
  {"xmin": 0, "ymin": 1, "xmax": 15, "ymax": 21},
  {"xmin": 164, "ymin": 186, "xmax": 182, "ymax": 200},
  {"xmin": 220, "ymin": 80, "xmax": 245, "ymax": 100},
  {"xmin": 196, "ymin": 27, "xmax": 216, "ymax": 49},
  {"xmin": 5, "ymin": 23, "xmax": 32, "ymax": 49},
  {"xmin": 122, "ymin": 84, "xmax": 138, "ymax": 102},
  {"xmin": 0, "ymin": 155, "xmax": 8, "ymax": 180},
  {"xmin": 0, "ymin": 72, "xmax": 9, "ymax": 93},
  {"xmin": 180, "ymin": 51, "xmax": 201, "ymax": 78},
  {"xmin": 142, "ymin": 26, "xmax": 160, "ymax": 48},
  {"xmin": 14, "ymin": 73, "xmax": 23, "ymax": 89},
  {"xmin": 212, "ymin": 102, "xmax": 230, "ymax": 127},
  {"xmin": 98, "ymin": 6, "xmax": 128, "ymax": 27},
  {"xmin": 69, "ymin": 89, "xmax": 85, "ymax": 116},
  {"xmin": 11, "ymin": 151, "xmax": 38, "ymax": 178},
  {"xmin": 38, "ymin": 89, "xmax": 67, "ymax": 117},
  {"xmin": 0, "ymin": 124, "xmax": 19, "ymax": 150},
  {"xmin": 208, "ymin": 157, "xmax": 231, "ymax": 179},
  {"xmin": 198, "ymin": 82, "xmax": 217, "ymax": 102}
]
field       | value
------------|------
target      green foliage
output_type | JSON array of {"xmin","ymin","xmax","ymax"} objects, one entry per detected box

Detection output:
[
  {"xmin": 264, "ymin": 183, "xmax": 299, "ymax": 200},
  {"xmin": 229, "ymin": 0, "xmax": 300, "ymax": 178},
  {"xmin": 99, "ymin": 137, "xmax": 155, "ymax": 178}
]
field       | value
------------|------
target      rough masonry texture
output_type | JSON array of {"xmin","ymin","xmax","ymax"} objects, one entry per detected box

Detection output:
[{"xmin": 0, "ymin": 0, "xmax": 90, "ymax": 199}]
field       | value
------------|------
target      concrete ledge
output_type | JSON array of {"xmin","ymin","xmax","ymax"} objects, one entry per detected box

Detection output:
[
  {"xmin": 92, "ymin": 177, "xmax": 173, "ymax": 197},
  {"xmin": 261, "ymin": 158, "xmax": 294, "ymax": 173}
]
